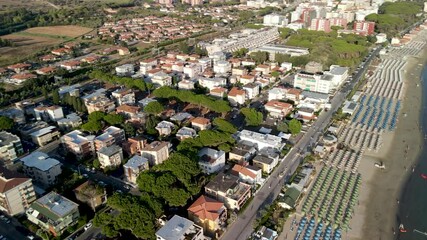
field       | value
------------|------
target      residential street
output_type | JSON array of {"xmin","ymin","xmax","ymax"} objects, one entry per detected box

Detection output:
[{"xmin": 220, "ymin": 46, "xmax": 382, "ymax": 240}]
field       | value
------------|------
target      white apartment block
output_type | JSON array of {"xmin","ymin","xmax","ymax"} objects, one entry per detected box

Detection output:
[
  {"xmin": 263, "ymin": 14, "xmax": 287, "ymax": 27},
  {"xmin": 156, "ymin": 215, "xmax": 204, "ymax": 240},
  {"xmin": 0, "ymin": 131, "xmax": 24, "ymax": 169},
  {"xmin": 198, "ymin": 148, "xmax": 226, "ymax": 174},
  {"xmin": 97, "ymin": 145, "xmax": 123, "ymax": 169},
  {"xmin": 243, "ymin": 83, "xmax": 260, "ymax": 100},
  {"xmin": 213, "ymin": 60, "xmax": 231, "ymax": 74},
  {"xmin": 183, "ymin": 63, "xmax": 202, "ymax": 78},
  {"xmin": 141, "ymin": 141, "xmax": 170, "ymax": 166},
  {"xmin": 0, "ymin": 169, "xmax": 36, "ymax": 216},
  {"xmin": 236, "ymin": 130, "xmax": 283, "ymax": 150},
  {"xmin": 198, "ymin": 77, "xmax": 227, "ymax": 90},
  {"xmin": 20, "ymin": 151, "xmax": 62, "ymax": 187},
  {"xmin": 123, "ymin": 155, "xmax": 149, "ymax": 184}
]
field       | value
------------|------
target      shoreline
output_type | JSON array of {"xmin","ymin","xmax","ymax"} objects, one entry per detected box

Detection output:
[{"xmin": 348, "ymin": 41, "xmax": 427, "ymax": 239}]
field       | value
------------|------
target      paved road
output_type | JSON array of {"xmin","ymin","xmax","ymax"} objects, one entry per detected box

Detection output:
[
  {"xmin": 220, "ymin": 47, "xmax": 382, "ymax": 240},
  {"xmin": 0, "ymin": 214, "xmax": 39, "ymax": 240}
]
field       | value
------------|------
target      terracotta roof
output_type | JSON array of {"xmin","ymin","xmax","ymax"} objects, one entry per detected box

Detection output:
[
  {"xmin": 228, "ymin": 87, "xmax": 245, "ymax": 97},
  {"xmin": 36, "ymin": 66, "xmax": 56, "ymax": 74},
  {"xmin": 191, "ymin": 117, "xmax": 210, "ymax": 125},
  {"xmin": 116, "ymin": 104, "xmax": 140, "ymax": 114},
  {"xmin": 188, "ymin": 195, "xmax": 224, "ymax": 221},
  {"xmin": 232, "ymin": 164, "xmax": 256, "ymax": 179},
  {"xmin": 210, "ymin": 87, "xmax": 227, "ymax": 94},
  {"xmin": 7, "ymin": 63, "xmax": 31, "ymax": 70},
  {"xmin": 287, "ymin": 88, "xmax": 302, "ymax": 95},
  {"xmin": 256, "ymin": 64, "xmax": 269, "ymax": 69},
  {"xmin": 62, "ymin": 60, "xmax": 81, "ymax": 67},
  {"xmin": 265, "ymin": 100, "xmax": 293, "ymax": 109},
  {"xmin": 240, "ymin": 75, "xmax": 254, "ymax": 79},
  {"xmin": 0, "ymin": 167, "xmax": 30, "ymax": 193},
  {"xmin": 11, "ymin": 73, "xmax": 36, "ymax": 80}
]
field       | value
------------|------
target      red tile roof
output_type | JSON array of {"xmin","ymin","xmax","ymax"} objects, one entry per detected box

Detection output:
[
  {"xmin": 228, "ymin": 87, "xmax": 245, "ymax": 97},
  {"xmin": 232, "ymin": 164, "xmax": 256, "ymax": 179},
  {"xmin": 188, "ymin": 195, "xmax": 224, "ymax": 221},
  {"xmin": 191, "ymin": 117, "xmax": 210, "ymax": 125}
]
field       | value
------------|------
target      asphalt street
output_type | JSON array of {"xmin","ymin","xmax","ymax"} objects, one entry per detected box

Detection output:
[{"xmin": 220, "ymin": 46, "xmax": 382, "ymax": 240}]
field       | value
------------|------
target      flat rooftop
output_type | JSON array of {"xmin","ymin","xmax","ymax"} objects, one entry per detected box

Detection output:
[{"xmin": 21, "ymin": 151, "xmax": 61, "ymax": 171}]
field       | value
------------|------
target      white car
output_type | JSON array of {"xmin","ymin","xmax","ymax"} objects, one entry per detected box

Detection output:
[
  {"xmin": 84, "ymin": 222, "xmax": 92, "ymax": 231},
  {"xmin": 27, "ymin": 236, "xmax": 34, "ymax": 240}
]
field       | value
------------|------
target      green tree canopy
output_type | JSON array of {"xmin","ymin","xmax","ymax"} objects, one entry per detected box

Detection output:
[
  {"xmin": 288, "ymin": 119, "xmax": 302, "ymax": 135},
  {"xmin": 213, "ymin": 118, "xmax": 237, "ymax": 134},
  {"xmin": 250, "ymin": 51, "xmax": 269, "ymax": 64},
  {"xmin": 144, "ymin": 101, "xmax": 164, "ymax": 115},
  {"xmin": 88, "ymin": 111, "xmax": 106, "ymax": 122},
  {"xmin": 103, "ymin": 113, "xmax": 125, "ymax": 126},
  {"xmin": 81, "ymin": 120, "xmax": 103, "ymax": 133},
  {"xmin": 241, "ymin": 108, "xmax": 263, "ymax": 126},
  {"xmin": 52, "ymin": 90, "xmax": 60, "ymax": 105},
  {"xmin": 0, "ymin": 116, "xmax": 14, "ymax": 131},
  {"xmin": 277, "ymin": 121, "xmax": 288, "ymax": 132}
]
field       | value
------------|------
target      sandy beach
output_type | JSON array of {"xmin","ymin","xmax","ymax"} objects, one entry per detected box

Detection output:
[{"xmin": 348, "ymin": 43, "xmax": 427, "ymax": 240}]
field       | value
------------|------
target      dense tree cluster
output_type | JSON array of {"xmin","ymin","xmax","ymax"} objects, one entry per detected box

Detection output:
[
  {"xmin": 137, "ymin": 152, "xmax": 203, "ymax": 207},
  {"xmin": 89, "ymin": 70, "xmax": 152, "ymax": 92},
  {"xmin": 93, "ymin": 193, "xmax": 162, "ymax": 239},
  {"xmin": 177, "ymin": 129, "xmax": 236, "ymax": 154},
  {"xmin": 285, "ymin": 29, "xmax": 370, "ymax": 67},
  {"xmin": 366, "ymin": 2, "xmax": 422, "ymax": 37},
  {"xmin": 153, "ymin": 86, "xmax": 231, "ymax": 114},
  {"xmin": 143, "ymin": 101, "xmax": 164, "ymax": 115},
  {"xmin": 62, "ymin": 92, "xmax": 87, "ymax": 113},
  {"xmin": 0, "ymin": 116, "xmax": 14, "ymax": 131},
  {"xmin": 213, "ymin": 118, "xmax": 238, "ymax": 134},
  {"xmin": 232, "ymin": 48, "xmax": 249, "ymax": 58},
  {"xmin": 288, "ymin": 119, "xmax": 302, "ymax": 135},
  {"xmin": 81, "ymin": 111, "xmax": 124, "ymax": 133},
  {"xmin": 241, "ymin": 108, "xmax": 263, "ymax": 126}
]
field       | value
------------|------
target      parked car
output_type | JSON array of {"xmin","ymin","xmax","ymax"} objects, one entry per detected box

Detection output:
[{"xmin": 84, "ymin": 222, "xmax": 92, "ymax": 231}]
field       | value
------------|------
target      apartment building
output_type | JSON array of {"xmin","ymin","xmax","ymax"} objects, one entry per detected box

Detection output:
[
  {"xmin": 0, "ymin": 167, "xmax": 36, "ymax": 216},
  {"xmin": 353, "ymin": 21, "xmax": 375, "ymax": 35},
  {"xmin": 61, "ymin": 130, "xmax": 95, "ymax": 159},
  {"xmin": 141, "ymin": 141, "xmax": 170, "ymax": 166},
  {"xmin": 30, "ymin": 126, "xmax": 60, "ymax": 147},
  {"xmin": 228, "ymin": 87, "xmax": 246, "ymax": 106},
  {"xmin": 191, "ymin": 117, "xmax": 211, "ymax": 131},
  {"xmin": 85, "ymin": 95, "xmax": 116, "ymax": 114},
  {"xmin": 34, "ymin": 105, "xmax": 64, "ymax": 122},
  {"xmin": 111, "ymin": 88, "xmax": 135, "ymax": 105},
  {"xmin": 155, "ymin": 121, "xmax": 175, "ymax": 136},
  {"xmin": 97, "ymin": 145, "xmax": 123, "ymax": 169},
  {"xmin": 123, "ymin": 155, "xmax": 149, "ymax": 184},
  {"xmin": 73, "ymin": 181, "xmax": 107, "ymax": 211},
  {"xmin": 264, "ymin": 100, "xmax": 293, "ymax": 119},
  {"xmin": 0, "ymin": 131, "xmax": 24, "ymax": 169},
  {"xmin": 187, "ymin": 195, "xmax": 227, "ymax": 238},
  {"xmin": 198, "ymin": 148, "xmax": 226, "ymax": 174},
  {"xmin": 156, "ymin": 215, "xmax": 204, "ymax": 240},
  {"xmin": 205, "ymin": 172, "xmax": 251, "ymax": 211},
  {"xmin": 94, "ymin": 126, "xmax": 125, "ymax": 151},
  {"xmin": 198, "ymin": 77, "xmax": 227, "ymax": 90},
  {"xmin": 236, "ymin": 130, "xmax": 283, "ymax": 150},
  {"xmin": 293, "ymin": 71, "xmax": 335, "ymax": 94},
  {"xmin": 56, "ymin": 113, "xmax": 82, "ymax": 131},
  {"xmin": 27, "ymin": 192, "xmax": 80, "ymax": 236},
  {"xmin": 243, "ymin": 83, "xmax": 260, "ymax": 100},
  {"xmin": 122, "ymin": 136, "xmax": 147, "ymax": 156},
  {"xmin": 176, "ymin": 127, "xmax": 197, "ymax": 140},
  {"xmin": 20, "ymin": 151, "xmax": 62, "ymax": 187}
]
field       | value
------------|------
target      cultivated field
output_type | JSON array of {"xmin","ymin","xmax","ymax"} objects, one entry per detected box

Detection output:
[
  {"xmin": 24, "ymin": 25, "xmax": 93, "ymax": 38},
  {"xmin": 0, "ymin": 25, "xmax": 93, "ymax": 66}
]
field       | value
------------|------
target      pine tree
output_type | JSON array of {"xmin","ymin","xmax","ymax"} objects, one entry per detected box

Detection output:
[{"xmin": 52, "ymin": 91, "xmax": 60, "ymax": 105}]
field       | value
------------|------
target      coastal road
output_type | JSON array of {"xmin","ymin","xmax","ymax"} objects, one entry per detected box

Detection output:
[{"xmin": 221, "ymin": 47, "xmax": 382, "ymax": 240}]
